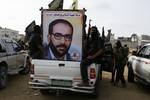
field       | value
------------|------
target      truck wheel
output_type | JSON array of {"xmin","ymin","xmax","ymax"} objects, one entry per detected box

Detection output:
[
  {"xmin": 19, "ymin": 58, "xmax": 30, "ymax": 75},
  {"xmin": 128, "ymin": 63, "xmax": 134, "ymax": 82},
  {"xmin": 40, "ymin": 89, "xmax": 50, "ymax": 95},
  {"xmin": 0, "ymin": 66, "xmax": 8, "ymax": 88}
]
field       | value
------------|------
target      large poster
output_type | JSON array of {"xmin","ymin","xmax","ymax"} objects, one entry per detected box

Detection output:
[{"xmin": 42, "ymin": 10, "xmax": 83, "ymax": 62}]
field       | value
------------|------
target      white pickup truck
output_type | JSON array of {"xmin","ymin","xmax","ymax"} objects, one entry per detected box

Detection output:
[
  {"xmin": 29, "ymin": 60, "xmax": 100, "ymax": 97},
  {"xmin": 0, "ymin": 37, "xmax": 30, "ymax": 88},
  {"xmin": 29, "ymin": 9, "xmax": 101, "ymax": 98}
]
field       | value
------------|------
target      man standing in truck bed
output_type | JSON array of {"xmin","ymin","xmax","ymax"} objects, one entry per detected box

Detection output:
[{"xmin": 78, "ymin": 26, "xmax": 104, "ymax": 86}]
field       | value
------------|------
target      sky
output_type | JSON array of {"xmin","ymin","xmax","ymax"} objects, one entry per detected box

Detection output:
[{"xmin": 0, "ymin": 0, "xmax": 150, "ymax": 38}]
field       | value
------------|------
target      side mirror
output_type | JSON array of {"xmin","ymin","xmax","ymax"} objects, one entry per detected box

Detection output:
[{"xmin": 132, "ymin": 51, "xmax": 137, "ymax": 55}]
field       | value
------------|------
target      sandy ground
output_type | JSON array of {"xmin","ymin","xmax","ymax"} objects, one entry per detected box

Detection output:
[{"xmin": 0, "ymin": 66, "xmax": 150, "ymax": 100}]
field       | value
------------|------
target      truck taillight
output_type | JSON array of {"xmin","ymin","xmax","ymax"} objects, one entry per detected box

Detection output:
[
  {"xmin": 90, "ymin": 68, "xmax": 96, "ymax": 79},
  {"xmin": 30, "ymin": 64, "xmax": 34, "ymax": 74}
]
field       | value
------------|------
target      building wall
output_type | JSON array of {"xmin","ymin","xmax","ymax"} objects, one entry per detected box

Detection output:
[
  {"xmin": 117, "ymin": 34, "xmax": 150, "ymax": 51},
  {"xmin": 0, "ymin": 27, "xmax": 21, "ymax": 41},
  {"xmin": 121, "ymin": 41, "xmax": 138, "ymax": 51}
]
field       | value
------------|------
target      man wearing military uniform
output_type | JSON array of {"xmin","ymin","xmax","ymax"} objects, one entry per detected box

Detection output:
[{"xmin": 113, "ymin": 40, "xmax": 126, "ymax": 87}]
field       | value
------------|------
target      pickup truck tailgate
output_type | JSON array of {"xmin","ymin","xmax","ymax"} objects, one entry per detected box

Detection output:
[{"xmin": 32, "ymin": 59, "xmax": 81, "ymax": 79}]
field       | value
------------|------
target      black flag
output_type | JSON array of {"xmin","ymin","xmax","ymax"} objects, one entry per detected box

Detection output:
[
  {"xmin": 102, "ymin": 26, "xmax": 105, "ymax": 42},
  {"xmin": 48, "ymin": 0, "xmax": 64, "ymax": 10},
  {"xmin": 87, "ymin": 19, "xmax": 92, "ymax": 40},
  {"xmin": 25, "ymin": 20, "xmax": 36, "ymax": 42}
]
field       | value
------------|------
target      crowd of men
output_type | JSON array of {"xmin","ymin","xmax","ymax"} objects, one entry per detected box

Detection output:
[{"xmin": 80, "ymin": 26, "xmax": 129, "ymax": 87}]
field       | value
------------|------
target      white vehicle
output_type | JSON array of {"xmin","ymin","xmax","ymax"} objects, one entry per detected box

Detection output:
[
  {"xmin": 127, "ymin": 43, "xmax": 150, "ymax": 85},
  {"xmin": 29, "ymin": 60, "xmax": 100, "ymax": 97},
  {"xmin": 0, "ymin": 37, "xmax": 30, "ymax": 88},
  {"xmin": 29, "ymin": 9, "xmax": 101, "ymax": 98}
]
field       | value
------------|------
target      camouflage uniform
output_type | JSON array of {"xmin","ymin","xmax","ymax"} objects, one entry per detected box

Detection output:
[
  {"xmin": 79, "ymin": 26, "xmax": 104, "ymax": 86},
  {"xmin": 113, "ymin": 45, "xmax": 126, "ymax": 86},
  {"xmin": 124, "ymin": 45, "xmax": 129, "ymax": 64},
  {"xmin": 28, "ymin": 25, "xmax": 43, "ymax": 59}
]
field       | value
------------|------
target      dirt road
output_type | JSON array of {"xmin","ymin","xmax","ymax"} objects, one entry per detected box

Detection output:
[{"xmin": 0, "ymin": 68, "xmax": 150, "ymax": 100}]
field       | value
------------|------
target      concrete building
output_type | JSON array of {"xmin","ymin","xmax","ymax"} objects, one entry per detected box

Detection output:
[
  {"xmin": 0, "ymin": 27, "xmax": 24, "ymax": 41},
  {"xmin": 117, "ymin": 34, "xmax": 150, "ymax": 51}
]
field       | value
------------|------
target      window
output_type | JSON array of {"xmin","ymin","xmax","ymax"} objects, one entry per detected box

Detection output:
[
  {"xmin": 5, "ymin": 42, "xmax": 14, "ymax": 53},
  {"xmin": 144, "ymin": 46, "xmax": 150, "ymax": 59},
  {"xmin": 137, "ymin": 46, "xmax": 147, "ymax": 57},
  {"xmin": 12, "ymin": 42, "xmax": 20, "ymax": 51}
]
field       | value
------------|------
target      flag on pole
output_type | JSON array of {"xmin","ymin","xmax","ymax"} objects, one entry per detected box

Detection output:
[
  {"xmin": 72, "ymin": 0, "xmax": 78, "ymax": 10},
  {"xmin": 48, "ymin": 0, "xmax": 64, "ymax": 10},
  {"xmin": 102, "ymin": 26, "xmax": 105, "ymax": 41},
  {"xmin": 25, "ymin": 20, "xmax": 36, "ymax": 41},
  {"xmin": 87, "ymin": 19, "xmax": 92, "ymax": 41}
]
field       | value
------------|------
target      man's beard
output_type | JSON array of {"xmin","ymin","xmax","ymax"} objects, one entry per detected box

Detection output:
[{"xmin": 49, "ymin": 43, "xmax": 70, "ymax": 58}]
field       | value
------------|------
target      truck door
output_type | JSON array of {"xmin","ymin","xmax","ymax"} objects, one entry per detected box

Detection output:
[
  {"xmin": 139, "ymin": 45, "xmax": 150, "ymax": 80},
  {"xmin": 134, "ymin": 46, "xmax": 147, "ymax": 77},
  {"xmin": 12, "ymin": 41, "xmax": 24, "ymax": 69},
  {"xmin": 3, "ymin": 39, "xmax": 17, "ymax": 71},
  {"xmin": 0, "ymin": 41, "xmax": 7, "ymax": 61}
]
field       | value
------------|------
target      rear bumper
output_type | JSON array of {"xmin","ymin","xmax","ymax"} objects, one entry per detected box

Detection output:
[{"xmin": 29, "ymin": 80, "xmax": 95, "ymax": 93}]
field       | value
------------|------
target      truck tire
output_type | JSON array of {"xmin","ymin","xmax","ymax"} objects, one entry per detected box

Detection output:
[
  {"xmin": 127, "ymin": 63, "xmax": 134, "ymax": 82},
  {"xmin": 0, "ymin": 66, "xmax": 8, "ymax": 88},
  {"xmin": 40, "ymin": 89, "xmax": 50, "ymax": 95}
]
